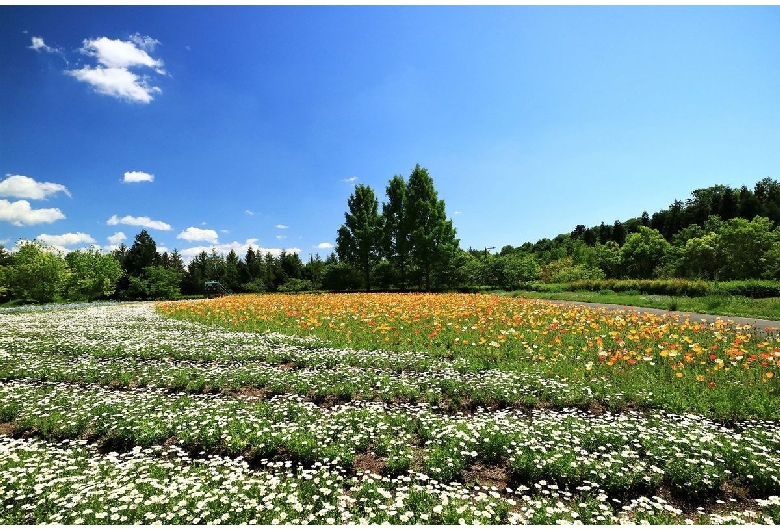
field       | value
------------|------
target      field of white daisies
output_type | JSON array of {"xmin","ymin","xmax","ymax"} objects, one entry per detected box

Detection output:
[{"xmin": 1, "ymin": 300, "xmax": 779, "ymax": 524}]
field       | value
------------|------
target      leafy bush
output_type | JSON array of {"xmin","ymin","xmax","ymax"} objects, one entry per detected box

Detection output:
[
  {"xmin": 277, "ymin": 278, "xmax": 314, "ymax": 293},
  {"xmin": 713, "ymin": 280, "xmax": 780, "ymax": 298},
  {"xmin": 567, "ymin": 278, "xmax": 710, "ymax": 297}
]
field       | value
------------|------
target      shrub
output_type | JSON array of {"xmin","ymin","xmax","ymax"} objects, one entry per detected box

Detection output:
[
  {"xmin": 713, "ymin": 280, "xmax": 780, "ymax": 298},
  {"xmin": 568, "ymin": 279, "xmax": 710, "ymax": 297}
]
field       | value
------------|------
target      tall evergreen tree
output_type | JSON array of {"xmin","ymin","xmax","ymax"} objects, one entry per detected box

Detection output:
[
  {"xmin": 124, "ymin": 230, "xmax": 159, "ymax": 277},
  {"xmin": 382, "ymin": 174, "xmax": 411, "ymax": 289},
  {"xmin": 406, "ymin": 164, "xmax": 459, "ymax": 290},
  {"xmin": 336, "ymin": 184, "xmax": 383, "ymax": 290}
]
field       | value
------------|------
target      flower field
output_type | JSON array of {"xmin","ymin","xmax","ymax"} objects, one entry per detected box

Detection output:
[{"xmin": 1, "ymin": 295, "xmax": 779, "ymax": 524}]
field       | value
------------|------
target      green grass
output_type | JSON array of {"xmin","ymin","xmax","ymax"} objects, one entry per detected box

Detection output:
[{"xmin": 511, "ymin": 290, "xmax": 780, "ymax": 321}]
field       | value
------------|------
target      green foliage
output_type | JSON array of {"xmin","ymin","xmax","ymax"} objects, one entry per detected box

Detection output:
[
  {"xmin": 64, "ymin": 247, "xmax": 123, "ymax": 301},
  {"xmin": 406, "ymin": 164, "xmax": 459, "ymax": 290},
  {"xmin": 713, "ymin": 279, "xmax": 780, "ymax": 298},
  {"xmin": 336, "ymin": 184, "xmax": 383, "ymax": 291},
  {"xmin": 123, "ymin": 230, "xmax": 159, "ymax": 277},
  {"xmin": 539, "ymin": 257, "xmax": 604, "ymax": 284},
  {"xmin": 127, "ymin": 266, "xmax": 183, "ymax": 300},
  {"xmin": 8, "ymin": 240, "xmax": 69, "ymax": 303},
  {"xmin": 568, "ymin": 278, "xmax": 711, "ymax": 297},
  {"xmin": 620, "ymin": 226, "xmax": 670, "ymax": 279},
  {"xmin": 493, "ymin": 253, "xmax": 540, "ymax": 289},
  {"xmin": 277, "ymin": 278, "xmax": 314, "ymax": 293},
  {"xmin": 381, "ymin": 175, "xmax": 411, "ymax": 289}
]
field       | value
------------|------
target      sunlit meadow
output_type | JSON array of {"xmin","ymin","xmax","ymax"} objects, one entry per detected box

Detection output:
[{"xmin": 0, "ymin": 294, "xmax": 778, "ymax": 524}]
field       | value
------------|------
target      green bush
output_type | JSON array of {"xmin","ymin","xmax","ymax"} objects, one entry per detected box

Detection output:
[
  {"xmin": 277, "ymin": 278, "xmax": 314, "ymax": 293},
  {"xmin": 567, "ymin": 278, "xmax": 710, "ymax": 297},
  {"xmin": 713, "ymin": 280, "xmax": 780, "ymax": 298}
]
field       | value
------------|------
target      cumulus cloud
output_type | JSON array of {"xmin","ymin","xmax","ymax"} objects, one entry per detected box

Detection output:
[
  {"xmin": 68, "ymin": 66, "xmax": 161, "ymax": 104},
  {"xmin": 177, "ymin": 227, "xmax": 219, "ymax": 244},
  {"xmin": 107, "ymin": 232, "xmax": 126, "ymax": 245},
  {"xmin": 107, "ymin": 214, "xmax": 171, "ymax": 231},
  {"xmin": 0, "ymin": 199, "xmax": 65, "ymax": 226},
  {"xmin": 123, "ymin": 170, "xmax": 154, "ymax": 183},
  {"xmin": 80, "ymin": 35, "xmax": 163, "ymax": 71},
  {"xmin": 316, "ymin": 242, "xmax": 334, "ymax": 249},
  {"xmin": 178, "ymin": 239, "xmax": 301, "ymax": 262},
  {"xmin": 36, "ymin": 232, "xmax": 96, "ymax": 248},
  {"xmin": 66, "ymin": 34, "xmax": 165, "ymax": 104},
  {"xmin": 0, "ymin": 174, "xmax": 70, "ymax": 200}
]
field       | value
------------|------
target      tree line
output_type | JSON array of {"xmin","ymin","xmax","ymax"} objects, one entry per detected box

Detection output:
[{"xmin": 3, "ymin": 172, "xmax": 780, "ymax": 304}]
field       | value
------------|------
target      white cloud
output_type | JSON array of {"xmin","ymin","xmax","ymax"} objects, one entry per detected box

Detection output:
[
  {"xmin": 177, "ymin": 227, "xmax": 219, "ymax": 244},
  {"xmin": 36, "ymin": 232, "xmax": 96, "ymax": 248},
  {"xmin": 107, "ymin": 214, "xmax": 171, "ymax": 231},
  {"xmin": 29, "ymin": 36, "xmax": 58, "ymax": 54},
  {"xmin": 68, "ymin": 66, "xmax": 161, "ymax": 104},
  {"xmin": 341, "ymin": 177, "xmax": 357, "ymax": 183},
  {"xmin": 107, "ymin": 231, "xmax": 126, "ymax": 245},
  {"xmin": 178, "ymin": 239, "xmax": 301, "ymax": 262},
  {"xmin": 220, "ymin": 229, "xmax": 229, "ymax": 234},
  {"xmin": 245, "ymin": 210, "xmax": 254, "ymax": 216},
  {"xmin": 129, "ymin": 33, "xmax": 161, "ymax": 53},
  {"xmin": 0, "ymin": 199, "xmax": 65, "ymax": 226},
  {"xmin": 275, "ymin": 224, "xmax": 288, "ymax": 229},
  {"xmin": 123, "ymin": 170, "xmax": 154, "ymax": 183},
  {"xmin": 0, "ymin": 174, "xmax": 70, "ymax": 200},
  {"xmin": 66, "ymin": 34, "xmax": 164, "ymax": 104},
  {"xmin": 79, "ymin": 36, "xmax": 163, "ymax": 71},
  {"xmin": 315, "ymin": 242, "xmax": 334, "ymax": 249},
  {"xmin": 276, "ymin": 235, "xmax": 286, "ymax": 240}
]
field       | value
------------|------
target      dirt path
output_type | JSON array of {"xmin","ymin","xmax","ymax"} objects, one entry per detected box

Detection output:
[{"xmin": 543, "ymin": 299, "xmax": 780, "ymax": 336}]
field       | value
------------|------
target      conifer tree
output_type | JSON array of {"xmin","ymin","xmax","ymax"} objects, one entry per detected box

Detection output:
[
  {"xmin": 336, "ymin": 184, "xmax": 383, "ymax": 290},
  {"xmin": 406, "ymin": 164, "xmax": 459, "ymax": 290},
  {"xmin": 382, "ymin": 174, "xmax": 410, "ymax": 289}
]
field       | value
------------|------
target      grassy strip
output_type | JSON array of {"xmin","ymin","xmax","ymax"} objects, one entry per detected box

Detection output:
[{"xmin": 512, "ymin": 290, "xmax": 780, "ymax": 322}]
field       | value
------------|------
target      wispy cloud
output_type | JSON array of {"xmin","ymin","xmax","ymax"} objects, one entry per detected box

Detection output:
[
  {"xmin": 275, "ymin": 224, "xmax": 288, "ymax": 229},
  {"xmin": 0, "ymin": 174, "xmax": 70, "ymax": 200},
  {"xmin": 107, "ymin": 214, "xmax": 171, "ymax": 231},
  {"xmin": 0, "ymin": 199, "xmax": 65, "ymax": 226},
  {"xmin": 123, "ymin": 170, "xmax": 154, "ymax": 183},
  {"xmin": 276, "ymin": 235, "xmax": 286, "ymax": 240},
  {"xmin": 29, "ymin": 36, "xmax": 60, "ymax": 54},
  {"xmin": 64, "ymin": 34, "xmax": 165, "ymax": 104},
  {"xmin": 245, "ymin": 210, "xmax": 254, "ymax": 216},
  {"xmin": 177, "ymin": 227, "xmax": 218, "ymax": 244},
  {"xmin": 316, "ymin": 242, "xmax": 334, "ymax": 249},
  {"xmin": 341, "ymin": 177, "xmax": 358, "ymax": 183}
]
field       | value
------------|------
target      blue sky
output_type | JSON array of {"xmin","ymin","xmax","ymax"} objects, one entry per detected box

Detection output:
[{"xmin": 2, "ymin": 6, "xmax": 779, "ymax": 261}]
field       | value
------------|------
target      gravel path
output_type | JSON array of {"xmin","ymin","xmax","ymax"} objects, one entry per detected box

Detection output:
[{"xmin": 544, "ymin": 299, "xmax": 780, "ymax": 336}]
